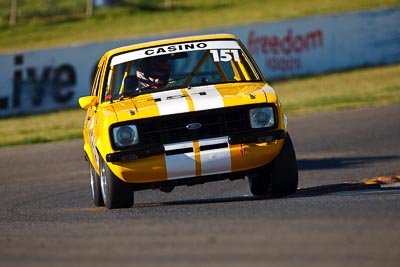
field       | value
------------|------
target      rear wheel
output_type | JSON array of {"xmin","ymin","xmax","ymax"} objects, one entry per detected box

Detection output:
[
  {"xmin": 89, "ymin": 161, "xmax": 104, "ymax": 206},
  {"xmin": 248, "ymin": 134, "xmax": 298, "ymax": 197},
  {"xmin": 100, "ymin": 157, "xmax": 134, "ymax": 209}
]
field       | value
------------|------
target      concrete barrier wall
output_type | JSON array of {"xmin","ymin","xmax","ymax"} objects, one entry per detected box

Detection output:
[{"xmin": 0, "ymin": 8, "xmax": 399, "ymax": 116}]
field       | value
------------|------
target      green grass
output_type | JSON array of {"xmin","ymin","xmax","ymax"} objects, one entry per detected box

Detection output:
[
  {"xmin": 0, "ymin": 0, "xmax": 399, "ymax": 52},
  {"xmin": 274, "ymin": 64, "xmax": 400, "ymax": 115},
  {"xmin": 0, "ymin": 108, "xmax": 85, "ymax": 147},
  {"xmin": 0, "ymin": 64, "xmax": 399, "ymax": 148}
]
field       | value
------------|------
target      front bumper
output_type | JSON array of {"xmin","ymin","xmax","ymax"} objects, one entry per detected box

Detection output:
[{"xmin": 106, "ymin": 129, "xmax": 286, "ymax": 163}]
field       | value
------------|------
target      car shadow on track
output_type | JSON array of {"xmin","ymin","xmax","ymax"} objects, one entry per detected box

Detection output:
[
  {"xmin": 140, "ymin": 181, "xmax": 399, "ymax": 208},
  {"xmin": 135, "ymin": 155, "xmax": 400, "ymax": 208},
  {"xmin": 297, "ymin": 155, "xmax": 400, "ymax": 170}
]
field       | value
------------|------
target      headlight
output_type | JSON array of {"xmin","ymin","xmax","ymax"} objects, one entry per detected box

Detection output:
[
  {"xmin": 249, "ymin": 107, "xmax": 275, "ymax": 128},
  {"xmin": 112, "ymin": 125, "xmax": 139, "ymax": 149}
]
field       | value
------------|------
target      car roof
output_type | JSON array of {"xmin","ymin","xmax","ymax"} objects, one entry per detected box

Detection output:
[{"xmin": 104, "ymin": 33, "xmax": 239, "ymax": 56}]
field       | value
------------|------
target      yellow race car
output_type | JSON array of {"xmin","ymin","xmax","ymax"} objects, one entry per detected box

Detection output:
[{"xmin": 79, "ymin": 33, "xmax": 298, "ymax": 209}]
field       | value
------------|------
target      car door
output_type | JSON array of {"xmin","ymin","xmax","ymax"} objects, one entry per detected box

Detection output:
[{"xmin": 83, "ymin": 56, "xmax": 106, "ymax": 170}]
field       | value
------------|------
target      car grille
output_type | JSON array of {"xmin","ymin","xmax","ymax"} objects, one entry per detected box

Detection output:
[{"xmin": 134, "ymin": 104, "xmax": 274, "ymax": 145}]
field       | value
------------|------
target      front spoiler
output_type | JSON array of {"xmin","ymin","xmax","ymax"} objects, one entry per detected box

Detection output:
[{"xmin": 106, "ymin": 129, "xmax": 287, "ymax": 163}]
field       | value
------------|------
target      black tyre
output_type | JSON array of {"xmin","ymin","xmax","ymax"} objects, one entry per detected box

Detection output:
[
  {"xmin": 269, "ymin": 134, "xmax": 298, "ymax": 197},
  {"xmin": 89, "ymin": 161, "xmax": 104, "ymax": 207},
  {"xmin": 248, "ymin": 170, "xmax": 269, "ymax": 196},
  {"xmin": 99, "ymin": 157, "xmax": 134, "ymax": 209},
  {"xmin": 248, "ymin": 133, "xmax": 298, "ymax": 197}
]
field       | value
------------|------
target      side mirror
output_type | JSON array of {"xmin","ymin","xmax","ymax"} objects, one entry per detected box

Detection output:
[{"xmin": 78, "ymin": 96, "xmax": 98, "ymax": 109}]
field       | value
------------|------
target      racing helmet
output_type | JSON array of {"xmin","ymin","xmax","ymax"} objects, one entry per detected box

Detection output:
[{"xmin": 136, "ymin": 57, "xmax": 171, "ymax": 89}]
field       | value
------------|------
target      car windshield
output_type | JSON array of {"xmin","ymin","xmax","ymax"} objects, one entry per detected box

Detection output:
[{"xmin": 102, "ymin": 39, "xmax": 262, "ymax": 101}]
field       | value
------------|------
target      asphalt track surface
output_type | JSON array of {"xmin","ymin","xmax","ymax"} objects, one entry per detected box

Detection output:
[{"xmin": 1, "ymin": 104, "xmax": 400, "ymax": 267}]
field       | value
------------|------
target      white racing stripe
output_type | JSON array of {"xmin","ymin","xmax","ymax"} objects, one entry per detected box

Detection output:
[
  {"xmin": 164, "ymin": 141, "xmax": 196, "ymax": 180},
  {"xmin": 152, "ymin": 85, "xmax": 224, "ymax": 115},
  {"xmin": 151, "ymin": 90, "xmax": 190, "ymax": 115},
  {"xmin": 187, "ymin": 85, "xmax": 224, "ymax": 111},
  {"xmin": 199, "ymin": 137, "xmax": 231, "ymax": 176},
  {"xmin": 158, "ymin": 85, "xmax": 229, "ymax": 179},
  {"xmin": 165, "ymin": 153, "xmax": 197, "ymax": 179},
  {"xmin": 164, "ymin": 137, "xmax": 231, "ymax": 180}
]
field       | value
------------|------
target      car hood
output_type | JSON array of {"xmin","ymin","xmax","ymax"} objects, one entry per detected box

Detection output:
[{"xmin": 112, "ymin": 82, "xmax": 278, "ymax": 122}]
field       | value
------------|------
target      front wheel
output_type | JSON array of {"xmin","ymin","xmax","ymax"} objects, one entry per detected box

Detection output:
[
  {"xmin": 269, "ymin": 134, "xmax": 298, "ymax": 197},
  {"xmin": 99, "ymin": 157, "xmax": 134, "ymax": 209},
  {"xmin": 248, "ymin": 134, "xmax": 298, "ymax": 197}
]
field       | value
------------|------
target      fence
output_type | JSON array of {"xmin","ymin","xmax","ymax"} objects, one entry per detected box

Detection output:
[{"xmin": 0, "ymin": 8, "xmax": 399, "ymax": 116}]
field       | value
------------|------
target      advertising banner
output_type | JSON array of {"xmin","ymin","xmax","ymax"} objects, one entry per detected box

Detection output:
[
  {"xmin": 233, "ymin": 8, "xmax": 400, "ymax": 80},
  {"xmin": 0, "ymin": 8, "xmax": 399, "ymax": 116}
]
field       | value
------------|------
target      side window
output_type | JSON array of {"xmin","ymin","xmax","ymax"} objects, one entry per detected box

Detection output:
[
  {"xmin": 103, "ymin": 61, "xmax": 138, "ymax": 100},
  {"xmin": 90, "ymin": 57, "xmax": 106, "ymax": 97}
]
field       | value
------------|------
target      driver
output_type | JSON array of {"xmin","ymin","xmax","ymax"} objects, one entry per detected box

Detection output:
[{"xmin": 136, "ymin": 57, "xmax": 171, "ymax": 89}]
